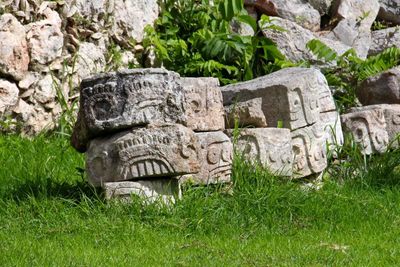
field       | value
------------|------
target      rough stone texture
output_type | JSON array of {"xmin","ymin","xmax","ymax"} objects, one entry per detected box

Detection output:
[
  {"xmin": 224, "ymin": 98, "xmax": 267, "ymax": 129},
  {"xmin": 262, "ymin": 17, "xmax": 351, "ymax": 63},
  {"xmin": 273, "ymin": 0, "xmax": 321, "ymax": 31},
  {"xmin": 26, "ymin": 8, "xmax": 63, "ymax": 70},
  {"xmin": 0, "ymin": 14, "xmax": 29, "ymax": 81},
  {"xmin": 63, "ymin": 0, "xmax": 107, "ymax": 22},
  {"xmin": 71, "ymin": 68, "xmax": 186, "ymax": 152},
  {"xmin": 291, "ymin": 123, "xmax": 327, "ymax": 178},
  {"xmin": 306, "ymin": 0, "xmax": 333, "ymax": 15},
  {"xmin": 318, "ymin": 81, "xmax": 337, "ymax": 113},
  {"xmin": 244, "ymin": 0, "xmax": 279, "ymax": 16},
  {"xmin": 111, "ymin": 0, "xmax": 159, "ymax": 43},
  {"xmin": 104, "ymin": 179, "xmax": 181, "ymax": 204},
  {"xmin": 327, "ymin": 0, "xmax": 380, "ymax": 58},
  {"xmin": 341, "ymin": 107, "xmax": 389, "ymax": 154},
  {"xmin": 180, "ymin": 77, "xmax": 225, "ymax": 132},
  {"xmin": 221, "ymin": 67, "xmax": 327, "ymax": 130},
  {"xmin": 181, "ymin": 132, "xmax": 233, "ymax": 185},
  {"xmin": 86, "ymin": 124, "xmax": 200, "ymax": 186},
  {"xmin": 369, "ymin": 27, "xmax": 400, "ymax": 56},
  {"xmin": 33, "ymin": 74, "xmax": 56, "ymax": 105},
  {"xmin": 75, "ymin": 42, "xmax": 106, "ymax": 81},
  {"xmin": 378, "ymin": 0, "xmax": 400, "ymax": 25},
  {"xmin": 0, "ymin": 79, "xmax": 19, "ymax": 115},
  {"xmin": 227, "ymin": 128, "xmax": 293, "ymax": 176},
  {"xmin": 320, "ymin": 111, "xmax": 344, "ymax": 149},
  {"xmin": 357, "ymin": 67, "xmax": 400, "ymax": 105}
]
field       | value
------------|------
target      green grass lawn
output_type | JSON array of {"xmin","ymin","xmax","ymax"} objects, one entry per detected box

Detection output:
[{"xmin": 1, "ymin": 134, "xmax": 400, "ymax": 266}]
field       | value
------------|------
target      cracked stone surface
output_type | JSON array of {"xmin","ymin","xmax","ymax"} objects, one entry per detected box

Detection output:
[
  {"xmin": 86, "ymin": 124, "xmax": 200, "ymax": 186},
  {"xmin": 104, "ymin": 179, "xmax": 181, "ymax": 204},
  {"xmin": 181, "ymin": 77, "xmax": 225, "ymax": 132},
  {"xmin": 221, "ymin": 67, "xmax": 328, "ymax": 131},
  {"xmin": 180, "ymin": 132, "xmax": 233, "ymax": 185},
  {"xmin": 369, "ymin": 27, "xmax": 400, "ymax": 56},
  {"xmin": 226, "ymin": 128, "xmax": 293, "ymax": 176},
  {"xmin": 71, "ymin": 68, "xmax": 186, "ymax": 152},
  {"xmin": 224, "ymin": 97, "xmax": 267, "ymax": 129}
]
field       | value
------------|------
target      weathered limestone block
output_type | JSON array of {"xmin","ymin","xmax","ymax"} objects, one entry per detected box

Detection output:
[
  {"xmin": 221, "ymin": 67, "xmax": 327, "ymax": 130},
  {"xmin": 181, "ymin": 132, "xmax": 233, "ymax": 185},
  {"xmin": 356, "ymin": 67, "xmax": 400, "ymax": 105},
  {"xmin": 327, "ymin": 0, "xmax": 379, "ymax": 58},
  {"xmin": 224, "ymin": 98, "xmax": 267, "ymax": 129},
  {"xmin": 71, "ymin": 68, "xmax": 186, "ymax": 152},
  {"xmin": 273, "ymin": 0, "xmax": 321, "ymax": 31},
  {"xmin": 180, "ymin": 77, "xmax": 224, "ymax": 131},
  {"xmin": 86, "ymin": 124, "xmax": 200, "ymax": 186},
  {"xmin": 104, "ymin": 179, "xmax": 181, "ymax": 204},
  {"xmin": 26, "ymin": 8, "xmax": 63, "ymax": 69},
  {"xmin": 75, "ymin": 42, "xmax": 106, "ymax": 81},
  {"xmin": 320, "ymin": 111, "xmax": 344, "ymax": 149},
  {"xmin": 0, "ymin": 79, "xmax": 19, "ymax": 115},
  {"xmin": 341, "ymin": 107, "xmax": 389, "ymax": 154},
  {"xmin": 291, "ymin": 123, "xmax": 328, "ymax": 178},
  {"xmin": 306, "ymin": 0, "xmax": 333, "ymax": 15},
  {"xmin": 0, "ymin": 14, "xmax": 29, "ymax": 81},
  {"xmin": 369, "ymin": 27, "xmax": 400, "ymax": 56},
  {"xmin": 227, "ymin": 128, "xmax": 293, "ymax": 176},
  {"xmin": 378, "ymin": 0, "xmax": 400, "ymax": 25},
  {"xmin": 262, "ymin": 17, "xmax": 351, "ymax": 63}
]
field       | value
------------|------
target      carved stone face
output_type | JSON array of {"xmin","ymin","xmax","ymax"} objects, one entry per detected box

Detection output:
[
  {"xmin": 288, "ymin": 87, "xmax": 319, "ymax": 129},
  {"xmin": 237, "ymin": 135, "xmax": 261, "ymax": 161},
  {"xmin": 86, "ymin": 124, "xmax": 200, "ymax": 186}
]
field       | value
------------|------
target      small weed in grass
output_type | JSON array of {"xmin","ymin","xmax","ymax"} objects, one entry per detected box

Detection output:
[{"xmin": 1, "ymin": 134, "xmax": 400, "ymax": 265}]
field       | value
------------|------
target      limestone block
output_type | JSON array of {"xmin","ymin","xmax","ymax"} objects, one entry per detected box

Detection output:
[
  {"xmin": 224, "ymin": 98, "xmax": 267, "ymax": 129},
  {"xmin": 227, "ymin": 128, "xmax": 293, "ymax": 176},
  {"xmin": 320, "ymin": 111, "xmax": 344, "ymax": 149},
  {"xmin": 104, "ymin": 179, "xmax": 181, "ymax": 204},
  {"xmin": 221, "ymin": 67, "xmax": 327, "ymax": 130},
  {"xmin": 369, "ymin": 27, "xmax": 400, "ymax": 56},
  {"xmin": 86, "ymin": 124, "xmax": 200, "ymax": 186},
  {"xmin": 0, "ymin": 14, "xmax": 29, "ymax": 81},
  {"xmin": 180, "ymin": 77, "xmax": 225, "ymax": 132},
  {"xmin": 357, "ymin": 67, "xmax": 400, "ymax": 105},
  {"xmin": 0, "ymin": 79, "xmax": 19, "ymax": 115},
  {"xmin": 291, "ymin": 123, "xmax": 328, "ymax": 178},
  {"xmin": 341, "ymin": 107, "xmax": 389, "ymax": 154},
  {"xmin": 305, "ymin": 0, "xmax": 333, "ymax": 15},
  {"xmin": 181, "ymin": 132, "xmax": 233, "ymax": 185},
  {"xmin": 71, "ymin": 68, "xmax": 186, "ymax": 152},
  {"xmin": 378, "ymin": 0, "xmax": 400, "ymax": 25},
  {"xmin": 75, "ymin": 42, "xmax": 106, "ymax": 81}
]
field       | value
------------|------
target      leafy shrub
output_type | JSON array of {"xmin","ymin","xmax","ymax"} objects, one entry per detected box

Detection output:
[
  {"xmin": 307, "ymin": 39, "xmax": 400, "ymax": 112},
  {"xmin": 143, "ymin": 0, "xmax": 292, "ymax": 85}
]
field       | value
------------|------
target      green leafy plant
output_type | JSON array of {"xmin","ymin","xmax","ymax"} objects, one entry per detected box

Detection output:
[
  {"xmin": 143, "ymin": 0, "xmax": 292, "ymax": 85},
  {"xmin": 307, "ymin": 39, "xmax": 400, "ymax": 112}
]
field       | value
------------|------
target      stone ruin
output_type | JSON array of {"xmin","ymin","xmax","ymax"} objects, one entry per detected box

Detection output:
[{"xmin": 71, "ymin": 67, "xmax": 346, "ymax": 202}]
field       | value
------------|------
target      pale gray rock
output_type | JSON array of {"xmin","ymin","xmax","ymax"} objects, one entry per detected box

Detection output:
[
  {"xmin": 63, "ymin": 0, "xmax": 107, "ymax": 22},
  {"xmin": 0, "ymin": 14, "xmax": 29, "ymax": 81},
  {"xmin": 318, "ymin": 82, "xmax": 337, "ymax": 113},
  {"xmin": 306, "ymin": 0, "xmax": 333, "ymax": 15},
  {"xmin": 356, "ymin": 67, "xmax": 400, "ymax": 105},
  {"xmin": 104, "ymin": 179, "xmax": 181, "ymax": 204},
  {"xmin": 180, "ymin": 77, "xmax": 225, "ymax": 132},
  {"xmin": 291, "ymin": 123, "xmax": 328, "ymax": 178},
  {"xmin": 225, "ymin": 98, "xmax": 268, "ymax": 129},
  {"xmin": 262, "ymin": 17, "xmax": 351, "ymax": 63},
  {"xmin": 18, "ymin": 72, "xmax": 39, "ymax": 90},
  {"xmin": 71, "ymin": 68, "xmax": 186, "ymax": 152},
  {"xmin": 369, "ymin": 27, "xmax": 400, "ymax": 56},
  {"xmin": 227, "ymin": 128, "xmax": 293, "ymax": 176},
  {"xmin": 341, "ymin": 107, "xmax": 389, "ymax": 154},
  {"xmin": 33, "ymin": 74, "xmax": 56, "ymax": 104},
  {"xmin": 75, "ymin": 42, "xmax": 106, "ymax": 81},
  {"xmin": 26, "ymin": 8, "xmax": 63, "ymax": 69},
  {"xmin": 378, "ymin": 0, "xmax": 400, "ymax": 25},
  {"xmin": 180, "ymin": 132, "xmax": 233, "ymax": 185},
  {"xmin": 327, "ymin": 0, "xmax": 380, "ymax": 58},
  {"xmin": 111, "ymin": 0, "xmax": 159, "ymax": 43},
  {"xmin": 0, "ymin": 79, "xmax": 19, "ymax": 115},
  {"xmin": 274, "ymin": 0, "xmax": 321, "ymax": 31},
  {"xmin": 86, "ymin": 124, "xmax": 200, "ymax": 186},
  {"xmin": 221, "ymin": 67, "xmax": 327, "ymax": 130}
]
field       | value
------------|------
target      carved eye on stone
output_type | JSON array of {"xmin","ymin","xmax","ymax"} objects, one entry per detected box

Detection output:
[
  {"xmin": 269, "ymin": 152, "xmax": 278, "ymax": 163},
  {"xmin": 207, "ymin": 145, "xmax": 221, "ymax": 164},
  {"xmin": 190, "ymin": 97, "xmax": 202, "ymax": 113},
  {"xmin": 221, "ymin": 145, "xmax": 232, "ymax": 162},
  {"xmin": 181, "ymin": 144, "xmax": 196, "ymax": 159},
  {"xmin": 393, "ymin": 114, "xmax": 400, "ymax": 125},
  {"xmin": 355, "ymin": 128, "xmax": 365, "ymax": 141},
  {"xmin": 374, "ymin": 133, "xmax": 388, "ymax": 145}
]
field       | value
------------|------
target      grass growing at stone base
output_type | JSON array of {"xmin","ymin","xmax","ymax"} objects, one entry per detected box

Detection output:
[{"xmin": 1, "ymin": 135, "xmax": 400, "ymax": 266}]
